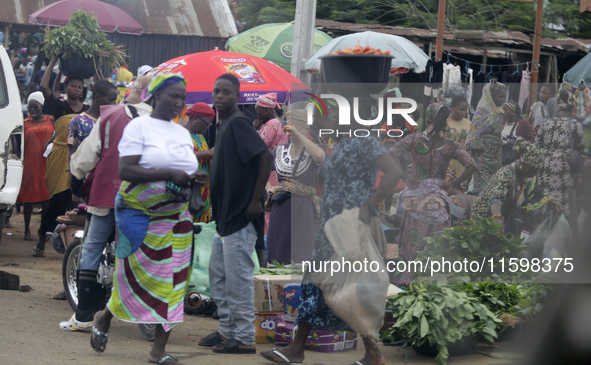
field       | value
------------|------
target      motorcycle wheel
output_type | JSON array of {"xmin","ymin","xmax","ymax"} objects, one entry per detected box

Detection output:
[
  {"xmin": 62, "ymin": 238, "xmax": 82, "ymax": 312},
  {"xmin": 138, "ymin": 324, "xmax": 156, "ymax": 342}
]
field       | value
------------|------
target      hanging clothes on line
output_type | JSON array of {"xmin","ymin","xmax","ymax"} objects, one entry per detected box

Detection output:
[
  {"xmin": 423, "ymin": 58, "xmax": 444, "ymax": 98},
  {"xmin": 518, "ymin": 69, "xmax": 532, "ymax": 111},
  {"xmin": 442, "ymin": 63, "xmax": 462, "ymax": 93}
]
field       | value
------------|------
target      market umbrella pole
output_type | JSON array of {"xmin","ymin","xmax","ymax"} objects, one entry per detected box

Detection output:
[{"xmin": 529, "ymin": 0, "xmax": 544, "ymax": 108}]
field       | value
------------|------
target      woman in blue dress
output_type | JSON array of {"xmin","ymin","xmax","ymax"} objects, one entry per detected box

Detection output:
[{"xmin": 261, "ymin": 131, "xmax": 402, "ymax": 365}]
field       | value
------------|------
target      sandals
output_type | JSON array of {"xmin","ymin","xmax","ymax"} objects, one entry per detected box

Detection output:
[
  {"xmin": 90, "ymin": 326, "xmax": 108, "ymax": 353},
  {"xmin": 260, "ymin": 348, "xmax": 302, "ymax": 364},
  {"xmin": 149, "ymin": 354, "xmax": 183, "ymax": 365},
  {"xmin": 198, "ymin": 331, "xmax": 225, "ymax": 347},
  {"xmin": 33, "ymin": 247, "xmax": 45, "ymax": 257},
  {"xmin": 212, "ymin": 338, "xmax": 256, "ymax": 354},
  {"xmin": 24, "ymin": 233, "xmax": 34, "ymax": 241},
  {"xmin": 59, "ymin": 313, "xmax": 91, "ymax": 332}
]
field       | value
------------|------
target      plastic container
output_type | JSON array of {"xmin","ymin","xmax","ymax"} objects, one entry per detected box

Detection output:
[
  {"xmin": 320, "ymin": 54, "xmax": 393, "ymax": 86},
  {"xmin": 59, "ymin": 55, "xmax": 97, "ymax": 79}
]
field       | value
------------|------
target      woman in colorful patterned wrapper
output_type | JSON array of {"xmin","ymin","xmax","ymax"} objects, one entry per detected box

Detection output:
[
  {"xmin": 389, "ymin": 103, "xmax": 478, "ymax": 287},
  {"xmin": 89, "ymin": 74, "xmax": 206, "ymax": 365},
  {"xmin": 465, "ymin": 81, "xmax": 508, "ymax": 194},
  {"xmin": 183, "ymin": 102, "xmax": 214, "ymax": 223},
  {"xmin": 470, "ymin": 139, "xmax": 564, "ymax": 227},
  {"xmin": 536, "ymin": 90, "xmax": 585, "ymax": 211}
]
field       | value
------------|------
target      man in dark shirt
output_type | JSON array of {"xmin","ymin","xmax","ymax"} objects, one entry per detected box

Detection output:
[{"xmin": 201, "ymin": 74, "xmax": 272, "ymax": 354}]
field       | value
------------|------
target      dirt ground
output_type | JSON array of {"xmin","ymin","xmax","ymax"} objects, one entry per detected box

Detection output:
[{"xmin": 0, "ymin": 209, "xmax": 523, "ymax": 365}]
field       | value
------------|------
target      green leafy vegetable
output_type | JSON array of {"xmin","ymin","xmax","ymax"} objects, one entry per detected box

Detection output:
[
  {"xmin": 384, "ymin": 283, "xmax": 500, "ymax": 365},
  {"xmin": 41, "ymin": 10, "xmax": 126, "ymax": 71}
]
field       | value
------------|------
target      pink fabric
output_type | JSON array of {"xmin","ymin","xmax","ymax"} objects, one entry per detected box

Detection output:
[{"xmin": 258, "ymin": 118, "xmax": 288, "ymax": 151}]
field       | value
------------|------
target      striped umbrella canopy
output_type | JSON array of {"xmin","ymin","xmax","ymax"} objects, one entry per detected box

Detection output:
[{"xmin": 226, "ymin": 22, "xmax": 333, "ymax": 71}]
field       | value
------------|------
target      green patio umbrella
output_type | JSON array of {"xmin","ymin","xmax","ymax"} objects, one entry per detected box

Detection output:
[
  {"xmin": 563, "ymin": 52, "xmax": 591, "ymax": 87},
  {"xmin": 226, "ymin": 22, "xmax": 332, "ymax": 71}
]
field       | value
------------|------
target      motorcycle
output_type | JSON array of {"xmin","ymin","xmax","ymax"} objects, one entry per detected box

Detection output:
[{"xmin": 61, "ymin": 216, "xmax": 203, "ymax": 341}]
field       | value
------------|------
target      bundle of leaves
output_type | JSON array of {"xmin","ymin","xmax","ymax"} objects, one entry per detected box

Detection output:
[
  {"xmin": 41, "ymin": 10, "xmax": 126, "ymax": 70},
  {"xmin": 458, "ymin": 282, "xmax": 522, "ymax": 315},
  {"xmin": 384, "ymin": 283, "xmax": 500, "ymax": 365},
  {"xmin": 255, "ymin": 260, "xmax": 304, "ymax": 276},
  {"xmin": 418, "ymin": 218, "xmax": 527, "ymax": 283}
]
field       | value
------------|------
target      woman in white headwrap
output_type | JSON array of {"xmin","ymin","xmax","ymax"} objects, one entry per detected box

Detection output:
[{"xmin": 18, "ymin": 92, "xmax": 54, "ymax": 246}]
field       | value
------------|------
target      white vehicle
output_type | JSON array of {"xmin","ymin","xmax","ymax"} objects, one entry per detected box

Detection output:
[{"xmin": 0, "ymin": 45, "xmax": 24, "ymax": 218}]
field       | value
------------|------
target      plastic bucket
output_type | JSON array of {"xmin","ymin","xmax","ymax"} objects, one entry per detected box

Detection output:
[
  {"xmin": 320, "ymin": 54, "xmax": 393, "ymax": 85},
  {"xmin": 59, "ymin": 55, "xmax": 97, "ymax": 79}
]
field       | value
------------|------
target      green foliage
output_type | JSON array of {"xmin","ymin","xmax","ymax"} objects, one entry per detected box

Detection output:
[
  {"xmin": 384, "ymin": 283, "xmax": 500, "ymax": 365},
  {"xmin": 458, "ymin": 282, "xmax": 522, "ymax": 315},
  {"xmin": 41, "ymin": 10, "xmax": 126, "ymax": 70},
  {"xmin": 255, "ymin": 260, "xmax": 303, "ymax": 276},
  {"xmin": 545, "ymin": 0, "xmax": 591, "ymax": 39},
  {"xmin": 417, "ymin": 218, "xmax": 527, "ymax": 283}
]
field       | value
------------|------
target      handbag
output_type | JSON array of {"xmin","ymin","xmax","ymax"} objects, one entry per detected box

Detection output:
[
  {"xmin": 568, "ymin": 119, "xmax": 584, "ymax": 175},
  {"xmin": 189, "ymin": 181, "xmax": 205, "ymax": 215},
  {"xmin": 501, "ymin": 121, "xmax": 519, "ymax": 166}
]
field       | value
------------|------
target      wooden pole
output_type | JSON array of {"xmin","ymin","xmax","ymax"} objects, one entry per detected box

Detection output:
[
  {"xmin": 436, "ymin": 0, "xmax": 446, "ymax": 60},
  {"xmin": 529, "ymin": 0, "xmax": 544, "ymax": 107}
]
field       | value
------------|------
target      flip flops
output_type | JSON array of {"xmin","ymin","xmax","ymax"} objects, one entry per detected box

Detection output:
[
  {"xmin": 33, "ymin": 247, "xmax": 45, "ymax": 257},
  {"xmin": 149, "ymin": 354, "xmax": 183, "ymax": 365},
  {"xmin": 212, "ymin": 338, "xmax": 256, "ymax": 354},
  {"xmin": 90, "ymin": 326, "xmax": 108, "ymax": 353},
  {"xmin": 260, "ymin": 348, "xmax": 302, "ymax": 364}
]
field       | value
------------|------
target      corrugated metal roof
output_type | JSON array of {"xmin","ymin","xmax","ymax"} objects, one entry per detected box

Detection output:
[
  {"xmin": 315, "ymin": 19, "xmax": 591, "ymax": 54},
  {"xmin": 0, "ymin": 0, "xmax": 237, "ymax": 37}
]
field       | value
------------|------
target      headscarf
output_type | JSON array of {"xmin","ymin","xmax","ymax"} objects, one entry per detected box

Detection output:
[
  {"xmin": 186, "ymin": 102, "xmax": 215, "ymax": 118},
  {"xmin": 27, "ymin": 91, "xmax": 45, "ymax": 106},
  {"xmin": 256, "ymin": 93, "xmax": 281, "ymax": 109},
  {"xmin": 557, "ymin": 90, "xmax": 576, "ymax": 113},
  {"xmin": 137, "ymin": 65, "xmax": 153, "ymax": 76},
  {"xmin": 423, "ymin": 103, "xmax": 449, "ymax": 140},
  {"xmin": 503, "ymin": 100, "xmax": 521, "ymax": 117},
  {"xmin": 142, "ymin": 73, "xmax": 187, "ymax": 102},
  {"xmin": 286, "ymin": 110, "xmax": 308, "ymax": 129},
  {"xmin": 514, "ymin": 138, "xmax": 543, "ymax": 169},
  {"xmin": 465, "ymin": 81, "xmax": 507, "ymax": 147}
]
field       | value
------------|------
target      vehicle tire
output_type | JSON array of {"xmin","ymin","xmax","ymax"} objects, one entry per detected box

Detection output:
[
  {"xmin": 62, "ymin": 238, "xmax": 82, "ymax": 312},
  {"xmin": 138, "ymin": 324, "xmax": 156, "ymax": 342}
]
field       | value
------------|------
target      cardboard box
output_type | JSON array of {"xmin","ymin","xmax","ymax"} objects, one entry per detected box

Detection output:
[
  {"xmin": 253, "ymin": 275, "xmax": 302, "ymax": 312},
  {"xmin": 283, "ymin": 283, "xmax": 302, "ymax": 322},
  {"xmin": 254, "ymin": 312, "xmax": 282, "ymax": 344},
  {"xmin": 274, "ymin": 315, "xmax": 357, "ymax": 352}
]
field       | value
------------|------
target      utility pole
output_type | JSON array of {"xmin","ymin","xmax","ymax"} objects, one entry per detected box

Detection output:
[
  {"xmin": 435, "ymin": 0, "xmax": 446, "ymax": 60},
  {"xmin": 291, "ymin": 0, "xmax": 317, "ymax": 86},
  {"xmin": 529, "ymin": 0, "xmax": 544, "ymax": 108}
]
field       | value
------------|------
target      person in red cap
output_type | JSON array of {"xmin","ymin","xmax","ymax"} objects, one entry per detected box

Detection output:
[{"xmin": 183, "ymin": 102, "xmax": 215, "ymax": 223}]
